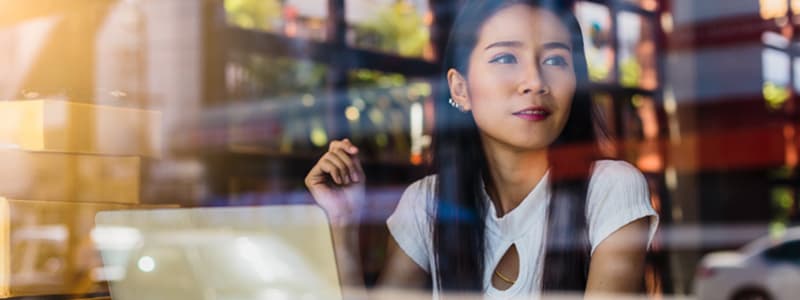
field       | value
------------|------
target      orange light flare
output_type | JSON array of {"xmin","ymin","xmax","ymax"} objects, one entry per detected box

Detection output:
[
  {"xmin": 784, "ymin": 123, "xmax": 798, "ymax": 168},
  {"xmin": 410, "ymin": 153, "xmax": 423, "ymax": 166}
]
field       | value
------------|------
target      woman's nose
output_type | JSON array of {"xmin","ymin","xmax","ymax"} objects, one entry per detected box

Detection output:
[{"xmin": 517, "ymin": 66, "xmax": 550, "ymax": 95}]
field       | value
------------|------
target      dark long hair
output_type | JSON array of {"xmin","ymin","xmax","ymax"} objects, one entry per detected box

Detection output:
[{"xmin": 431, "ymin": 0, "xmax": 607, "ymax": 294}]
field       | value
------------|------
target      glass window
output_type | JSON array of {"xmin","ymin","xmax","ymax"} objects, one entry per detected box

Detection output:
[
  {"xmin": 345, "ymin": 0, "xmax": 435, "ymax": 60},
  {"xmin": 19, "ymin": 2, "xmax": 800, "ymax": 300},
  {"xmin": 632, "ymin": 95, "xmax": 663, "ymax": 172},
  {"xmin": 621, "ymin": 0, "xmax": 659, "ymax": 11},
  {"xmin": 226, "ymin": 96, "xmax": 329, "ymax": 155},
  {"xmin": 762, "ymin": 48, "xmax": 791, "ymax": 110},
  {"xmin": 592, "ymin": 93, "xmax": 618, "ymax": 157},
  {"xmin": 575, "ymin": 1, "xmax": 616, "ymax": 83},
  {"xmin": 225, "ymin": 52, "xmax": 328, "ymax": 100},
  {"xmin": 793, "ymin": 56, "xmax": 800, "ymax": 92},
  {"xmin": 618, "ymin": 11, "xmax": 658, "ymax": 90},
  {"xmin": 345, "ymin": 69, "xmax": 433, "ymax": 164},
  {"xmin": 224, "ymin": 0, "xmax": 328, "ymax": 41},
  {"xmin": 761, "ymin": 0, "xmax": 789, "ymax": 19},
  {"xmin": 225, "ymin": 53, "xmax": 329, "ymax": 154}
]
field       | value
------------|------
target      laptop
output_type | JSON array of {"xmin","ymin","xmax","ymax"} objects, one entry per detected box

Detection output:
[{"xmin": 93, "ymin": 205, "xmax": 342, "ymax": 300}]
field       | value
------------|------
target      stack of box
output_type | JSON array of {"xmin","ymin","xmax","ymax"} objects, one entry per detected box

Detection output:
[{"xmin": 0, "ymin": 100, "xmax": 166, "ymax": 297}]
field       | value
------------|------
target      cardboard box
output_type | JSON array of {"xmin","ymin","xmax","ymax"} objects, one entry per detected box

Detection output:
[
  {"xmin": 0, "ymin": 100, "xmax": 162, "ymax": 157},
  {"xmin": 0, "ymin": 149, "xmax": 139, "ymax": 204},
  {"xmin": 0, "ymin": 198, "xmax": 175, "ymax": 297}
]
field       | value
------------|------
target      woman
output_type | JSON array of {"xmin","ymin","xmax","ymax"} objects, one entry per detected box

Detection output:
[{"xmin": 305, "ymin": 1, "xmax": 659, "ymax": 299}]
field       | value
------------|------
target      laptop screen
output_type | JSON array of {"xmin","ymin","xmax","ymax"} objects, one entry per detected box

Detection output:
[{"xmin": 93, "ymin": 205, "xmax": 342, "ymax": 300}]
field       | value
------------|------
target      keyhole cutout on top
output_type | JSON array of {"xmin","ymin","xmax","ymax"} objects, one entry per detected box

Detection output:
[{"xmin": 491, "ymin": 244, "xmax": 520, "ymax": 291}]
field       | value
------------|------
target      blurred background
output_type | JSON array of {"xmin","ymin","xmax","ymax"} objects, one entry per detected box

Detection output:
[{"xmin": 0, "ymin": 0, "xmax": 798, "ymax": 299}]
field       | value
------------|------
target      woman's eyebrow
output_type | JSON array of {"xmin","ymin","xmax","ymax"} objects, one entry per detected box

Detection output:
[
  {"xmin": 484, "ymin": 40, "xmax": 524, "ymax": 50},
  {"xmin": 541, "ymin": 41, "xmax": 571, "ymax": 51},
  {"xmin": 483, "ymin": 40, "xmax": 571, "ymax": 52}
]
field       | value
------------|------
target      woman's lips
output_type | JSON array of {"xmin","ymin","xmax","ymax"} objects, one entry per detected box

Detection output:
[{"xmin": 512, "ymin": 107, "xmax": 551, "ymax": 121}]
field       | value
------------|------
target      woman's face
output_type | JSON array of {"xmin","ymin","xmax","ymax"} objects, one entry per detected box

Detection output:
[{"xmin": 448, "ymin": 5, "xmax": 576, "ymax": 151}]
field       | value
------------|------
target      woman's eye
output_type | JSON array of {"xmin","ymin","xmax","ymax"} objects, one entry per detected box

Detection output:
[
  {"xmin": 490, "ymin": 54, "xmax": 518, "ymax": 64},
  {"xmin": 543, "ymin": 56, "xmax": 568, "ymax": 66}
]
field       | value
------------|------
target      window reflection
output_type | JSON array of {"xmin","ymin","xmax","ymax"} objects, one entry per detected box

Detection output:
[
  {"xmin": 224, "ymin": 0, "xmax": 327, "ymax": 40},
  {"xmin": 761, "ymin": 0, "xmax": 789, "ymax": 20},
  {"xmin": 5, "ymin": 1, "xmax": 800, "ymax": 299},
  {"xmin": 770, "ymin": 186, "xmax": 796, "ymax": 238},
  {"xmin": 225, "ymin": 54, "xmax": 329, "ymax": 155},
  {"xmin": 762, "ymin": 48, "xmax": 791, "ymax": 110},
  {"xmin": 346, "ymin": 69, "xmax": 432, "ymax": 164},
  {"xmin": 345, "ymin": 0, "xmax": 435, "ymax": 60},
  {"xmin": 226, "ymin": 53, "xmax": 328, "ymax": 100},
  {"xmin": 575, "ymin": 1, "xmax": 615, "ymax": 83},
  {"xmin": 622, "ymin": 0, "xmax": 659, "ymax": 11},
  {"xmin": 618, "ymin": 11, "xmax": 658, "ymax": 90},
  {"xmin": 592, "ymin": 93, "xmax": 618, "ymax": 157},
  {"xmin": 632, "ymin": 95, "xmax": 663, "ymax": 173},
  {"xmin": 794, "ymin": 57, "xmax": 800, "ymax": 93}
]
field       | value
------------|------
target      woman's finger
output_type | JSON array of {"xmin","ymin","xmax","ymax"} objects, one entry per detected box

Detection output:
[
  {"xmin": 329, "ymin": 140, "xmax": 344, "ymax": 152},
  {"xmin": 329, "ymin": 149, "xmax": 360, "ymax": 183},
  {"xmin": 352, "ymin": 153, "xmax": 365, "ymax": 178},
  {"xmin": 330, "ymin": 139, "xmax": 358, "ymax": 155},
  {"xmin": 324, "ymin": 153, "xmax": 351, "ymax": 185},
  {"xmin": 336, "ymin": 139, "xmax": 364, "ymax": 181},
  {"xmin": 340, "ymin": 139, "xmax": 359, "ymax": 155},
  {"xmin": 317, "ymin": 159, "xmax": 342, "ymax": 185}
]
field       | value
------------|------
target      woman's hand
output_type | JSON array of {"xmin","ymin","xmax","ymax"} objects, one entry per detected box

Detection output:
[{"xmin": 305, "ymin": 139, "xmax": 366, "ymax": 227}]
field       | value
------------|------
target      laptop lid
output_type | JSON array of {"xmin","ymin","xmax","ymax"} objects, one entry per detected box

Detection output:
[{"xmin": 93, "ymin": 205, "xmax": 342, "ymax": 300}]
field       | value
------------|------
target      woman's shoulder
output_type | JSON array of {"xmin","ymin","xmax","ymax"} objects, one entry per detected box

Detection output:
[
  {"xmin": 394, "ymin": 174, "xmax": 438, "ymax": 217},
  {"xmin": 585, "ymin": 160, "xmax": 658, "ymax": 255},
  {"xmin": 403, "ymin": 174, "xmax": 438, "ymax": 196},
  {"xmin": 590, "ymin": 159, "xmax": 646, "ymax": 183},
  {"xmin": 587, "ymin": 159, "xmax": 648, "ymax": 195}
]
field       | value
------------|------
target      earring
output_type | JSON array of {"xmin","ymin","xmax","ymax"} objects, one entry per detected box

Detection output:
[{"xmin": 448, "ymin": 98, "xmax": 466, "ymax": 112}]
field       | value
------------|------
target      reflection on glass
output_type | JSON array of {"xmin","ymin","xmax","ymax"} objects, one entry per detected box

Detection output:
[
  {"xmin": 95, "ymin": 0, "xmax": 147, "ymax": 106},
  {"xmin": 622, "ymin": 94, "xmax": 646, "ymax": 140},
  {"xmin": 226, "ymin": 53, "xmax": 327, "ymax": 100},
  {"xmin": 635, "ymin": 96, "xmax": 659, "ymax": 140},
  {"xmin": 622, "ymin": 0, "xmax": 658, "ymax": 11},
  {"xmin": 592, "ymin": 93, "xmax": 618, "ymax": 157},
  {"xmin": 633, "ymin": 95, "xmax": 662, "ymax": 173},
  {"xmin": 762, "ymin": 48, "xmax": 790, "ymax": 110},
  {"xmin": 345, "ymin": 0, "xmax": 435, "ymax": 60},
  {"xmin": 793, "ymin": 57, "xmax": 800, "ymax": 92},
  {"xmin": 618, "ymin": 94, "xmax": 663, "ymax": 172},
  {"xmin": 346, "ymin": 69, "xmax": 432, "ymax": 164},
  {"xmin": 760, "ymin": 0, "xmax": 789, "ymax": 20},
  {"xmin": 4, "ymin": 199, "xmax": 147, "ymax": 297},
  {"xmin": 770, "ymin": 186, "xmax": 794, "ymax": 238},
  {"xmin": 225, "ymin": 54, "xmax": 328, "ymax": 155},
  {"xmin": 575, "ymin": 1, "xmax": 615, "ymax": 83},
  {"xmin": 224, "ymin": 0, "xmax": 327, "ymax": 40},
  {"xmin": 618, "ymin": 11, "xmax": 658, "ymax": 90}
]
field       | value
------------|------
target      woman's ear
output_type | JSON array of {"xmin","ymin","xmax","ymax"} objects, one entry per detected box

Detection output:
[{"xmin": 447, "ymin": 68, "xmax": 471, "ymax": 111}]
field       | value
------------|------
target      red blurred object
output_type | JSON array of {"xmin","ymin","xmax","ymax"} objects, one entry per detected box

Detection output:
[{"xmin": 283, "ymin": 5, "xmax": 298, "ymax": 20}]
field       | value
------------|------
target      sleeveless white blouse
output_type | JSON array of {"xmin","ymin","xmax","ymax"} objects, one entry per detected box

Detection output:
[{"xmin": 386, "ymin": 160, "xmax": 659, "ymax": 299}]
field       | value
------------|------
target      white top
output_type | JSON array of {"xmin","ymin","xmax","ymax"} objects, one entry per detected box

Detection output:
[{"xmin": 386, "ymin": 160, "xmax": 659, "ymax": 300}]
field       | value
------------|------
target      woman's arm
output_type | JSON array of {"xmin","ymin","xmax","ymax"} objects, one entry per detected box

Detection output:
[
  {"xmin": 331, "ymin": 224, "xmax": 428, "ymax": 300},
  {"xmin": 585, "ymin": 217, "xmax": 651, "ymax": 298},
  {"xmin": 377, "ymin": 236, "xmax": 429, "ymax": 290},
  {"xmin": 306, "ymin": 139, "xmax": 428, "ymax": 299}
]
